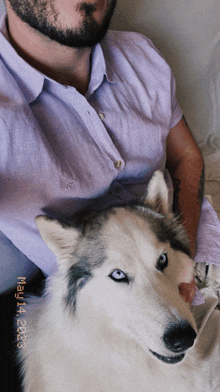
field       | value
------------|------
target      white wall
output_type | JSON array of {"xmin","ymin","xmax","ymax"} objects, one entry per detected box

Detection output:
[
  {"xmin": 0, "ymin": 0, "xmax": 5, "ymax": 18},
  {"xmin": 110, "ymin": 0, "xmax": 220, "ymax": 155}
]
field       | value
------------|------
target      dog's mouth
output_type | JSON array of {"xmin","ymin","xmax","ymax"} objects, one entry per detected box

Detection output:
[{"xmin": 149, "ymin": 350, "xmax": 185, "ymax": 364}]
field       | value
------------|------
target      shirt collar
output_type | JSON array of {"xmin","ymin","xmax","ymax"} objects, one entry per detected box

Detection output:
[
  {"xmin": 100, "ymin": 34, "xmax": 121, "ymax": 85},
  {"xmin": 86, "ymin": 37, "xmax": 119, "ymax": 98},
  {"xmin": 0, "ymin": 13, "xmax": 119, "ymax": 103}
]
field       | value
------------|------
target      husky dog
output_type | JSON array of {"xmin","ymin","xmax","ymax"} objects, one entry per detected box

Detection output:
[{"xmin": 17, "ymin": 171, "xmax": 218, "ymax": 392}]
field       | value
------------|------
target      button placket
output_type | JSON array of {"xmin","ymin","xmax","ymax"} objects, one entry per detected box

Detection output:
[{"xmin": 77, "ymin": 101, "xmax": 124, "ymax": 173}]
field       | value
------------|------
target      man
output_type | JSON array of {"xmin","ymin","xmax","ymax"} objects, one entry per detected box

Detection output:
[{"xmin": 0, "ymin": 0, "xmax": 219, "ymax": 303}]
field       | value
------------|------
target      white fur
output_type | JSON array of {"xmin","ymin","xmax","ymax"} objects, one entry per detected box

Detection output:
[
  {"xmin": 143, "ymin": 170, "xmax": 169, "ymax": 213},
  {"xmin": 18, "ymin": 172, "xmax": 217, "ymax": 392}
]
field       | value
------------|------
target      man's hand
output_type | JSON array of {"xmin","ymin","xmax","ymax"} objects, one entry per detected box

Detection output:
[{"xmin": 166, "ymin": 116, "xmax": 204, "ymax": 258}]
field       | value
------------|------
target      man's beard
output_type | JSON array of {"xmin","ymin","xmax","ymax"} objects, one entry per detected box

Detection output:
[{"xmin": 7, "ymin": 0, "xmax": 117, "ymax": 48}]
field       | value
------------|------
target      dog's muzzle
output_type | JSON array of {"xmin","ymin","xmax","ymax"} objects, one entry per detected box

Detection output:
[{"xmin": 150, "ymin": 321, "xmax": 197, "ymax": 364}]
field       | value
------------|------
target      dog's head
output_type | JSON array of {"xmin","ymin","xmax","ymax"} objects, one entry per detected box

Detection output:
[{"xmin": 36, "ymin": 171, "xmax": 197, "ymax": 364}]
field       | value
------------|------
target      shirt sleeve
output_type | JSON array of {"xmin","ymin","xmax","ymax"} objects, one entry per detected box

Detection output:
[{"xmin": 169, "ymin": 71, "xmax": 183, "ymax": 129}]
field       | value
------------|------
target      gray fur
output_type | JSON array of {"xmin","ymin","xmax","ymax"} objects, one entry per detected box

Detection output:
[
  {"xmin": 64, "ymin": 204, "xmax": 191, "ymax": 311},
  {"xmin": 65, "ymin": 216, "xmax": 107, "ymax": 310},
  {"xmin": 134, "ymin": 205, "xmax": 191, "ymax": 257}
]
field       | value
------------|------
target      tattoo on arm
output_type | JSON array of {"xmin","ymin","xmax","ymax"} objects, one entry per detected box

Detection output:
[
  {"xmin": 172, "ymin": 177, "xmax": 181, "ymax": 215},
  {"xmin": 197, "ymin": 165, "xmax": 204, "ymax": 207},
  {"xmin": 172, "ymin": 165, "xmax": 204, "ymax": 215}
]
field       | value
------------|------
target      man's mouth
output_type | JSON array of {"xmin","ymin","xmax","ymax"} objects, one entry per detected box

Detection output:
[{"xmin": 150, "ymin": 350, "xmax": 185, "ymax": 364}]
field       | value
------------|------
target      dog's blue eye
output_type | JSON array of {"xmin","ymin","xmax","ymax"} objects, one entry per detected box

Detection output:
[
  {"xmin": 156, "ymin": 253, "xmax": 168, "ymax": 272},
  {"xmin": 109, "ymin": 269, "xmax": 129, "ymax": 283}
]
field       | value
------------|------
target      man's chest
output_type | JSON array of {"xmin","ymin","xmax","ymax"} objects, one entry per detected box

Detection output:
[{"xmin": 1, "ymin": 82, "xmax": 169, "ymax": 201}]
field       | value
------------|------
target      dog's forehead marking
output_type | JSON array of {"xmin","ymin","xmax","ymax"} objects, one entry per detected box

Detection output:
[
  {"xmin": 104, "ymin": 207, "xmax": 151, "ymax": 233},
  {"xmin": 100, "ymin": 206, "xmax": 191, "ymax": 269},
  {"xmin": 104, "ymin": 208, "xmax": 157, "ymax": 245},
  {"xmin": 102, "ymin": 208, "xmax": 163, "ymax": 271},
  {"xmin": 134, "ymin": 206, "xmax": 190, "ymax": 257}
]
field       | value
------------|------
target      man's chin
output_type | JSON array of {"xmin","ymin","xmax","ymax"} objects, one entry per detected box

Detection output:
[{"xmin": 7, "ymin": 0, "xmax": 117, "ymax": 49}]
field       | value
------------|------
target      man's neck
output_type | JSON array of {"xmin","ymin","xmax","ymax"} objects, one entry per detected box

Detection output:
[{"xmin": 6, "ymin": 9, "xmax": 92, "ymax": 95}]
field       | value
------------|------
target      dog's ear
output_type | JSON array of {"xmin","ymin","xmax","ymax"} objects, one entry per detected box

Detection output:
[
  {"xmin": 143, "ymin": 171, "xmax": 169, "ymax": 214},
  {"xmin": 35, "ymin": 215, "xmax": 79, "ymax": 259}
]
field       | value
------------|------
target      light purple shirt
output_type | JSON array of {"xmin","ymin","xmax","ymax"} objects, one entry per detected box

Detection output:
[
  {"xmin": 0, "ymin": 14, "xmax": 183, "ymax": 275},
  {"xmin": 1, "ymin": 14, "xmax": 219, "ymax": 289}
]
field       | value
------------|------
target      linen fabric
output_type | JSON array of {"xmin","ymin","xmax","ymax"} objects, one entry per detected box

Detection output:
[{"xmin": 0, "ymin": 14, "xmax": 219, "ymax": 303}]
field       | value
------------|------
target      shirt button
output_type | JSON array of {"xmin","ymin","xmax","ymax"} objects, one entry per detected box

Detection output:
[
  {"xmin": 115, "ymin": 160, "xmax": 122, "ymax": 168},
  {"xmin": 98, "ymin": 113, "xmax": 105, "ymax": 121}
]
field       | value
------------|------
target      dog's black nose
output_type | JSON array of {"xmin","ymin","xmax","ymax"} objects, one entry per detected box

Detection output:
[{"xmin": 163, "ymin": 322, "xmax": 197, "ymax": 353}]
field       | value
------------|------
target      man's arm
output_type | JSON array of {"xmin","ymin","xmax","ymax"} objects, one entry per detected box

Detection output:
[{"xmin": 166, "ymin": 116, "xmax": 204, "ymax": 258}]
